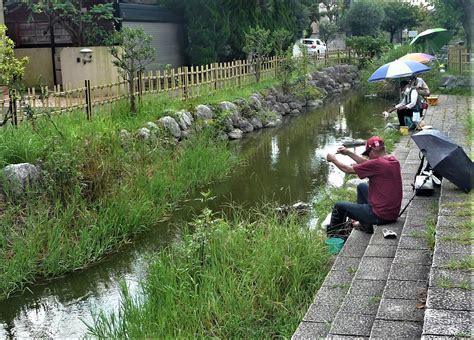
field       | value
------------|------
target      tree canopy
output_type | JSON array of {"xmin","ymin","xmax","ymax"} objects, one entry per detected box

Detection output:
[
  {"xmin": 427, "ymin": 0, "xmax": 473, "ymax": 49},
  {"xmin": 0, "ymin": 24, "xmax": 28, "ymax": 88},
  {"xmin": 381, "ymin": 2, "xmax": 419, "ymax": 43},
  {"xmin": 157, "ymin": 0, "xmax": 314, "ymax": 65},
  {"xmin": 342, "ymin": 1, "xmax": 384, "ymax": 37},
  {"xmin": 6, "ymin": 0, "xmax": 117, "ymax": 46}
]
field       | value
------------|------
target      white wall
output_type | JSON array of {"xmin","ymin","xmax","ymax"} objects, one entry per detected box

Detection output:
[{"xmin": 60, "ymin": 47, "xmax": 121, "ymax": 90}]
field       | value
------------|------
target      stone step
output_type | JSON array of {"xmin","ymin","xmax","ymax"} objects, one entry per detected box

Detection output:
[
  {"xmin": 294, "ymin": 95, "xmax": 472, "ymax": 339},
  {"xmin": 293, "ymin": 133, "xmax": 424, "ymax": 339}
]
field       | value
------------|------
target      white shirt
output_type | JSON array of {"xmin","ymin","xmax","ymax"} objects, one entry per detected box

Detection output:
[{"xmin": 396, "ymin": 87, "xmax": 418, "ymax": 110}]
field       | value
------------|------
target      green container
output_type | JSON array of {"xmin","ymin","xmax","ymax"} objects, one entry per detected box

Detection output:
[{"xmin": 325, "ymin": 237, "xmax": 345, "ymax": 255}]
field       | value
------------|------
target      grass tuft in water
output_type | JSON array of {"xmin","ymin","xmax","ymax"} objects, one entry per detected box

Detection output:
[{"xmin": 87, "ymin": 205, "xmax": 331, "ymax": 338}]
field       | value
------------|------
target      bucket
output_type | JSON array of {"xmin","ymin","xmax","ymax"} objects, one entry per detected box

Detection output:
[
  {"xmin": 399, "ymin": 126, "xmax": 408, "ymax": 136},
  {"xmin": 325, "ymin": 237, "xmax": 345, "ymax": 255}
]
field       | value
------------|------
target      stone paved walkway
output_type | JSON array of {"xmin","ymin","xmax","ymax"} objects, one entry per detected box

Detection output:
[{"xmin": 293, "ymin": 95, "xmax": 472, "ymax": 339}]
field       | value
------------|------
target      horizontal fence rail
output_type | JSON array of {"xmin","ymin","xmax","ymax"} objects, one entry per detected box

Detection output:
[{"xmin": 0, "ymin": 49, "xmax": 356, "ymax": 125}]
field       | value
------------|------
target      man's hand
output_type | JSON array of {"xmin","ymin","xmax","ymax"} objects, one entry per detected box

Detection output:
[
  {"xmin": 326, "ymin": 153, "xmax": 337, "ymax": 163},
  {"xmin": 336, "ymin": 147, "xmax": 350, "ymax": 155}
]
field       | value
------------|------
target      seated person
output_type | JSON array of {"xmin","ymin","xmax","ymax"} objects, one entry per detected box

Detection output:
[
  {"xmin": 325, "ymin": 136, "xmax": 402, "ymax": 236},
  {"xmin": 410, "ymin": 74, "xmax": 430, "ymax": 117},
  {"xmin": 410, "ymin": 74, "xmax": 430, "ymax": 97},
  {"xmin": 387, "ymin": 80, "xmax": 419, "ymax": 128}
]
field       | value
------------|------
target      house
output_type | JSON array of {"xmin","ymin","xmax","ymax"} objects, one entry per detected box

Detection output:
[{"xmin": 3, "ymin": 0, "xmax": 186, "ymax": 88}]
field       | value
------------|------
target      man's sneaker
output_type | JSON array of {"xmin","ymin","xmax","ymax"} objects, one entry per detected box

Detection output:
[{"xmin": 352, "ymin": 221, "xmax": 374, "ymax": 234}]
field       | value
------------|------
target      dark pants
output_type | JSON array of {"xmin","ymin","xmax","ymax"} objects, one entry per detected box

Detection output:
[
  {"xmin": 397, "ymin": 108, "xmax": 413, "ymax": 126},
  {"xmin": 328, "ymin": 183, "xmax": 392, "ymax": 236}
]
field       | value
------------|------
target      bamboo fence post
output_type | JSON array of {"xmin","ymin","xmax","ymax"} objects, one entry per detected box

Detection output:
[{"xmin": 85, "ymin": 80, "xmax": 92, "ymax": 120}]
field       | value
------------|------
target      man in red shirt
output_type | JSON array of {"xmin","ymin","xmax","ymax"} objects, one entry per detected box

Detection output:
[{"xmin": 326, "ymin": 136, "xmax": 402, "ymax": 236}]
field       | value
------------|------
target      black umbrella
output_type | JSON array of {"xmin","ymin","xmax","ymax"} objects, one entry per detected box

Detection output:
[{"xmin": 411, "ymin": 129, "xmax": 473, "ymax": 193}]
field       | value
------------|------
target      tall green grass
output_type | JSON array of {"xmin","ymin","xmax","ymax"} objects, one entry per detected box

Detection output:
[
  {"xmin": 87, "ymin": 206, "xmax": 331, "ymax": 338},
  {"xmin": 0, "ymin": 98, "xmax": 239, "ymax": 298}
]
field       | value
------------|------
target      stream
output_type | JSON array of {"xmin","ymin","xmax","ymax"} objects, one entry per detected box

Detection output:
[{"xmin": 0, "ymin": 90, "xmax": 392, "ymax": 338}]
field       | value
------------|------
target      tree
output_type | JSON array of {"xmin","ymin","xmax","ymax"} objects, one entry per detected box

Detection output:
[
  {"xmin": 272, "ymin": 28, "xmax": 293, "ymax": 56},
  {"xmin": 7, "ymin": 0, "xmax": 117, "ymax": 46},
  {"xmin": 109, "ymin": 27, "xmax": 156, "ymax": 114},
  {"xmin": 342, "ymin": 1, "xmax": 384, "ymax": 37},
  {"xmin": 319, "ymin": 21, "xmax": 338, "ymax": 46},
  {"xmin": 243, "ymin": 25, "xmax": 273, "ymax": 83},
  {"xmin": 381, "ymin": 2, "xmax": 419, "ymax": 43},
  {"xmin": 430, "ymin": 0, "xmax": 473, "ymax": 51},
  {"xmin": 0, "ymin": 24, "xmax": 29, "ymax": 125}
]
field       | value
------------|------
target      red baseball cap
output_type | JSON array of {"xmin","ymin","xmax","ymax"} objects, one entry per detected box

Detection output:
[{"xmin": 362, "ymin": 136, "xmax": 384, "ymax": 156}]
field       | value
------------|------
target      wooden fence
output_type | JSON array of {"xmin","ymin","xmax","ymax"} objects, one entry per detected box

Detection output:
[
  {"xmin": 0, "ymin": 49, "xmax": 354, "ymax": 125},
  {"xmin": 447, "ymin": 46, "xmax": 472, "ymax": 74}
]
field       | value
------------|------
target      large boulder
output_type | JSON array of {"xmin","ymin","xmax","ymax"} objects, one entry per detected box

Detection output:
[
  {"xmin": 307, "ymin": 100, "xmax": 323, "ymax": 107},
  {"xmin": 157, "ymin": 116, "xmax": 181, "ymax": 139},
  {"xmin": 289, "ymin": 101, "xmax": 303, "ymax": 110},
  {"xmin": 228, "ymin": 129, "xmax": 244, "ymax": 139},
  {"xmin": 218, "ymin": 101, "xmax": 239, "ymax": 114},
  {"xmin": 249, "ymin": 117, "xmax": 263, "ymax": 129},
  {"xmin": 119, "ymin": 129, "xmax": 131, "ymax": 145},
  {"xmin": 136, "ymin": 127, "xmax": 151, "ymax": 141},
  {"xmin": 175, "ymin": 111, "xmax": 193, "ymax": 130},
  {"xmin": 2, "ymin": 163, "xmax": 41, "ymax": 196},
  {"xmin": 249, "ymin": 95, "xmax": 263, "ymax": 110},
  {"xmin": 235, "ymin": 117, "xmax": 254, "ymax": 133},
  {"xmin": 195, "ymin": 104, "xmax": 214, "ymax": 120},
  {"xmin": 145, "ymin": 121, "xmax": 159, "ymax": 131}
]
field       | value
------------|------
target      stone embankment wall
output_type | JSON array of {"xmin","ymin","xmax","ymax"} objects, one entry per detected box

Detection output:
[
  {"xmin": 2, "ymin": 65, "xmax": 360, "ymax": 192},
  {"xmin": 126, "ymin": 64, "xmax": 360, "ymax": 142}
]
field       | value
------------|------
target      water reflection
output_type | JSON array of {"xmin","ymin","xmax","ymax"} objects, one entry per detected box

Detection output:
[{"xmin": 0, "ymin": 90, "xmax": 391, "ymax": 338}]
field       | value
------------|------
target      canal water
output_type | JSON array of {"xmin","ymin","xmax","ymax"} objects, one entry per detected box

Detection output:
[{"xmin": 0, "ymin": 90, "xmax": 392, "ymax": 338}]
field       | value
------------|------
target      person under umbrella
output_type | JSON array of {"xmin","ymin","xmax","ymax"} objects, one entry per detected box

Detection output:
[{"xmin": 387, "ymin": 79, "xmax": 420, "ymax": 129}]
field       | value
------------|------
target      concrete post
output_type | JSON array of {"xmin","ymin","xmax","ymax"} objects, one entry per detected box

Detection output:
[{"xmin": 0, "ymin": 0, "xmax": 4, "ymax": 25}]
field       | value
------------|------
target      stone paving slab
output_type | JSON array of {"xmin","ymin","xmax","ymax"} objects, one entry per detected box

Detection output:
[
  {"xmin": 332, "ymin": 256, "xmax": 362, "ymax": 273},
  {"xmin": 355, "ymin": 257, "xmax": 393, "ymax": 281},
  {"xmin": 437, "ymin": 215, "xmax": 472, "ymax": 229},
  {"xmin": 364, "ymin": 244, "xmax": 397, "ymax": 258},
  {"xmin": 388, "ymin": 263, "xmax": 430, "ymax": 281},
  {"xmin": 302, "ymin": 288, "xmax": 346, "ymax": 322},
  {"xmin": 422, "ymin": 309, "xmax": 473, "ymax": 336},
  {"xmin": 377, "ymin": 298, "xmax": 425, "ymax": 322},
  {"xmin": 429, "ymin": 267, "xmax": 473, "ymax": 289},
  {"xmin": 338, "ymin": 240, "xmax": 370, "ymax": 258},
  {"xmin": 426, "ymin": 287, "xmax": 472, "ymax": 311},
  {"xmin": 397, "ymin": 235, "xmax": 429, "ymax": 250},
  {"xmin": 383, "ymin": 280, "xmax": 427, "ymax": 300},
  {"xmin": 348, "ymin": 279, "xmax": 386, "ymax": 297},
  {"xmin": 432, "ymin": 250, "xmax": 471, "ymax": 268},
  {"xmin": 322, "ymin": 270, "xmax": 355, "ymax": 288},
  {"xmin": 329, "ymin": 313, "xmax": 375, "ymax": 336},
  {"xmin": 433, "ymin": 238, "xmax": 472, "ymax": 254},
  {"xmin": 392, "ymin": 248, "xmax": 432, "ymax": 265},
  {"xmin": 338, "ymin": 294, "xmax": 381, "ymax": 315},
  {"xmin": 292, "ymin": 321, "xmax": 330, "ymax": 339},
  {"xmin": 370, "ymin": 320, "xmax": 422, "ymax": 338}
]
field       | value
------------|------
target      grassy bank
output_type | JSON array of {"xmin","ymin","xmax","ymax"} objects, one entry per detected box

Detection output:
[
  {"xmin": 87, "ymin": 206, "xmax": 331, "ymax": 338},
  {"xmin": 0, "ymin": 80, "xmax": 290, "ymax": 298}
]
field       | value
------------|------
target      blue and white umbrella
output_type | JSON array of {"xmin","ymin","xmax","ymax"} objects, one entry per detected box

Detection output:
[{"xmin": 368, "ymin": 60, "xmax": 431, "ymax": 82}]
